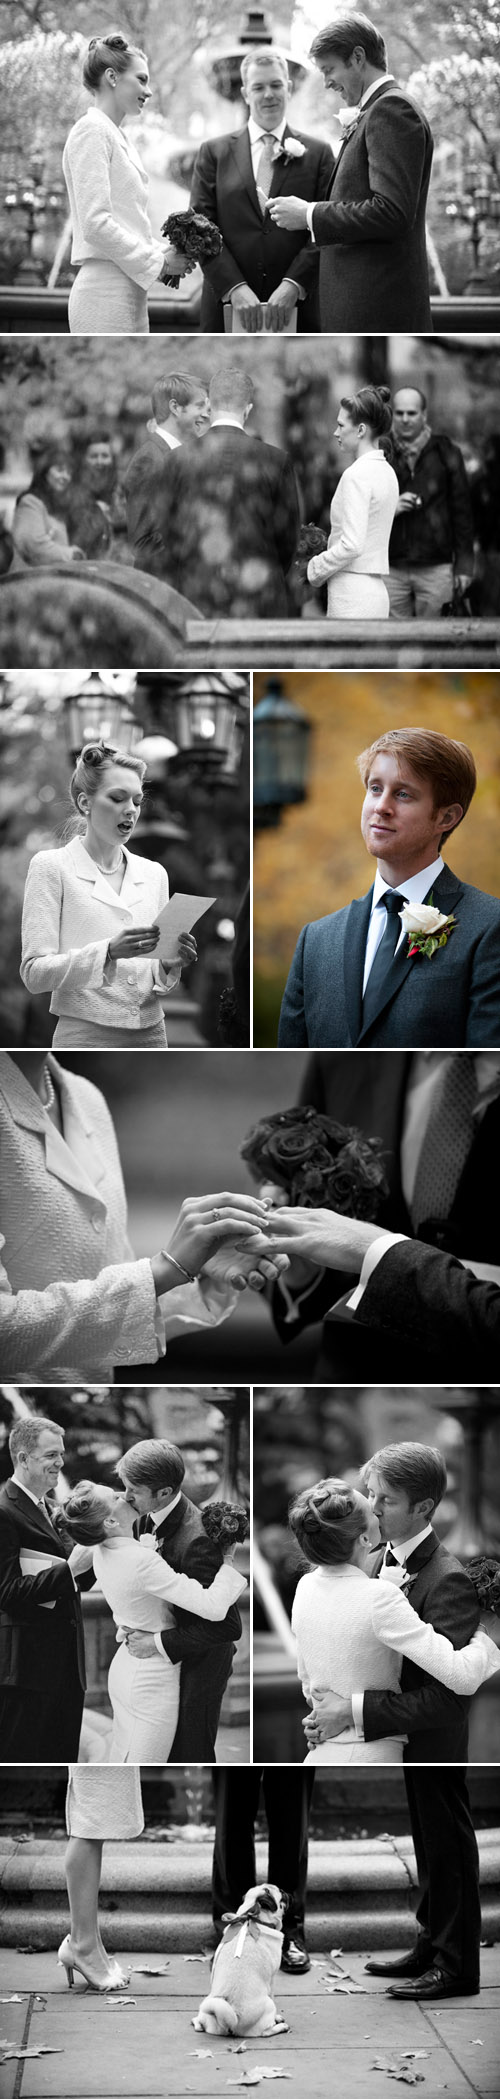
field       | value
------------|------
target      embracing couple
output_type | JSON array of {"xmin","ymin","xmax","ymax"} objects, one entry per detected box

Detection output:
[{"xmin": 0, "ymin": 1418, "xmax": 246, "ymax": 1764}]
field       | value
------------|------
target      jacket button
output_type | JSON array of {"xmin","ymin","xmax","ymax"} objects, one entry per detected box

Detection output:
[
  {"xmin": 92, "ymin": 1214, "xmax": 102, "ymax": 1231},
  {"xmin": 127, "ymin": 973, "xmax": 135, "ymax": 984}
]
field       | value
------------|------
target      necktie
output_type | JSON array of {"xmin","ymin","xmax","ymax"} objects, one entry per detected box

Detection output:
[
  {"xmin": 362, "ymin": 892, "xmax": 406, "ymax": 1031},
  {"xmin": 384, "ymin": 1548, "xmax": 398, "ymax": 1567},
  {"xmin": 256, "ymin": 133, "xmax": 276, "ymax": 212},
  {"xmin": 411, "ymin": 1053, "xmax": 477, "ymax": 1234}
]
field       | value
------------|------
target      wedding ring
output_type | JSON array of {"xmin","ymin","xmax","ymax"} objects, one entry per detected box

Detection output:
[{"xmin": 213, "ymin": 1208, "xmax": 221, "ymax": 1220}]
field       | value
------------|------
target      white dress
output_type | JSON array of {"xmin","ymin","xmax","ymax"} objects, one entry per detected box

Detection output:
[
  {"xmin": 62, "ymin": 107, "xmax": 165, "ymax": 334},
  {"xmin": 291, "ymin": 1564, "xmax": 498, "ymax": 1765},
  {"xmin": 307, "ymin": 452, "xmax": 399, "ymax": 619},
  {"xmin": 66, "ymin": 1765, "xmax": 144, "ymax": 1838},
  {"xmin": 89, "ymin": 1537, "xmax": 246, "ymax": 1763}
]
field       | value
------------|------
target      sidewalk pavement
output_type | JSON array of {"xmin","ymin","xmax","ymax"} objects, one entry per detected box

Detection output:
[{"xmin": 0, "ymin": 1946, "xmax": 498, "ymax": 2099}]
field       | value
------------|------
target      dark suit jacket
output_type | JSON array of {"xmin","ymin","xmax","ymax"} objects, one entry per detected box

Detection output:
[
  {"xmin": 143, "ymin": 1493, "xmax": 241, "ymax": 1763},
  {"xmin": 355, "ymin": 1235, "xmax": 500, "ymax": 1381},
  {"xmin": 190, "ymin": 124, "xmax": 334, "ymax": 331},
  {"xmin": 124, "ymin": 433, "xmax": 176, "ymax": 578},
  {"xmin": 159, "ymin": 425, "xmax": 300, "ymax": 619},
  {"xmin": 0, "ymin": 1480, "xmax": 90, "ymax": 1758},
  {"xmin": 363, "ymin": 1532, "xmax": 480, "ymax": 1763},
  {"xmin": 278, "ymin": 868, "xmax": 500, "ymax": 1047},
  {"xmin": 311, "ymin": 80, "xmax": 433, "ymax": 331}
]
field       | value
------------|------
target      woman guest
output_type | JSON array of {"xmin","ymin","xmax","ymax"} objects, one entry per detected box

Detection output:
[
  {"xmin": 62, "ymin": 29, "xmax": 192, "ymax": 334},
  {"xmin": 21, "ymin": 740, "xmax": 197, "ymax": 1048},
  {"xmin": 59, "ymin": 1766, "xmax": 143, "ymax": 1992},
  {"xmin": 0, "ymin": 1051, "xmax": 284, "ymax": 1381},
  {"xmin": 306, "ymin": 387, "xmax": 399, "ymax": 619},
  {"xmin": 12, "ymin": 448, "xmax": 83, "ymax": 569}
]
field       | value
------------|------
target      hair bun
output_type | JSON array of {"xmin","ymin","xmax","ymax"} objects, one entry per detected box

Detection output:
[
  {"xmin": 102, "ymin": 29, "xmax": 129, "ymax": 49},
  {"xmin": 79, "ymin": 741, "xmax": 109, "ymax": 767},
  {"xmin": 379, "ymin": 386, "xmax": 392, "ymax": 403}
]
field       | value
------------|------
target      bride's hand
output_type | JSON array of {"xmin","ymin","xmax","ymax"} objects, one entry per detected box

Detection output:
[
  {"xmin": 204, "ymin": 1237, "xmax": 290, "ymax": 1293},
  {"xmin": 160, "ymin": 245, "xmax": 195, "ymax": 279},
  {"xmin": 264, "ymin": 1206, "xmax": 382, "ymax": 1275},
  {"xmin": 159, "ymin": 1192, "xmax": 272, "ymax": 1283}
]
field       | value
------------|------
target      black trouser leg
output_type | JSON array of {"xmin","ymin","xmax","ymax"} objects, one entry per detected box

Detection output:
[
  {"xmin": 263, "ymin": 1770, "xmax": 315, "ymax": 1930},
  {"xmin": 212, "ymin": 1770, "xmax": 314, "ymax": 1930},
  {"xmin": 404, "ymin": 1768, "xmax": 481, "ymax": 1985}
]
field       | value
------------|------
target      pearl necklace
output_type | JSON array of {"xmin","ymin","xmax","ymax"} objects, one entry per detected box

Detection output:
[
  {"xmin": 93, "ymin": 849, "xmax": 125, "ymax": 875},
  {"xmin": 39, "ymin": 1066, "xmax": 56, "ymax": 1114}
]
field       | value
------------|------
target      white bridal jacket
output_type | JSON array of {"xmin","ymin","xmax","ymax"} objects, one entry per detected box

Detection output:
[
  {"xmin": 62, "ymin": 106, "xmax": 164, "ymax": 291},
  {"xmin": 21, "ymin": 837, "xmax": 170, "ymax": 1032}
]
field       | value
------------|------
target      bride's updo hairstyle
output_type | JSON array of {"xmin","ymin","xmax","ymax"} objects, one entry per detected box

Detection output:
[
  {"xmin": 62, "ymin": 1480, "xmax": 114, "ymax": 1545},
  {"xmin": 83, "ymin": 30, "xmax": 146, "ymax": 90},
  {"xmin": 69, "ymin": 740, "xmax": 147, "ymax": 825},
  {"xmin": 340, "ymin": 385, "xmax": 393, "ymax": 438},
  {"xmin": 289, "ymin": 1477, "xmax": 367, "ymax": 1566}
]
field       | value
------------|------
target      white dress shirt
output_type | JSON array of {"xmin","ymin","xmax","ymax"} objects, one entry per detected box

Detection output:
[
  {"xmin": 362, "ymin": 856, "xmax": 444, "ymax": 992},
  {"xmin": 306, "ymin": 76, "xmax": 396, "ymax": 236}
]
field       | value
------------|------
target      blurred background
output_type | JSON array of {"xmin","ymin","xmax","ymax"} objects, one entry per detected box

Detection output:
[
  {"xmin": 0, "ymin": 1383, "xmax": 250, "ymax": 1757},
  {"xmin": 0, "ymin": 1, "xmax": 499, "ymax": 305},
  {"xmin": 252, "ymin": 669, "xmax": 500, "ymax": 1044},
  {"xmin": 253, "ymin": 1384, "xmax": 500, "ymax": 1764},
  {"xmin": 0, "ymin": 669, "xmax": 250, "ymax": 1047}
]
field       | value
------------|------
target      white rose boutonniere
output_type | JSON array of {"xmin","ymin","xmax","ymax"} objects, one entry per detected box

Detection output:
[
  {"xmin": 273, "ymin": 136, "xmax": 307, "ymax": 162},
  {"xmin": 382, "ymin": 1564, "xmax": 418, "ymax": 1598},
  {"xmin": 400, "ymin": 893, "xmax": 457, "ymax": 961}
]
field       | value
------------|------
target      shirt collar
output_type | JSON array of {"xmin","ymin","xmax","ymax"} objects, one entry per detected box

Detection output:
[
  {"xmin": 371, "ymin": 855, "xmax": 444, "ymax": 916},
  {"xmin": 151, "ymin": 1490, "xmax": 182, "ymax": 1529},
  {"xmin": 386, "ymin": 1523, "xmax": 433, "ymax": 1564},
  {"xmin": 247, "ymin": 114, "xmax": 288, "ymax": 146},
  {"xmin": 11, "ymin": 1473, "xmax": 44, "ymax": 1508},
  {"xmin": 360, "ymin": 73, "xmax": 395, "ymax": 109},
  {"xmin": 210, "ymin": 416, "xmax": 246, "ymax": 430},
  {"xmin": 154, "ymin": 426, "xmax": 181, "ymax": 448}
]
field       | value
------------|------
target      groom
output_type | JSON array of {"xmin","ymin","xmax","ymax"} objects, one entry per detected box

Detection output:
[
  {"xmin": 305, "ymin": 1442, "xmax": 482, "ymax": 1999},
  {"xmin": 278, "ymin": 727, "xmax": 500, "ymax": 1046},
  {"xmin": 117, "ymin": 1438, "xmax": 242, "ymax": 1761}
]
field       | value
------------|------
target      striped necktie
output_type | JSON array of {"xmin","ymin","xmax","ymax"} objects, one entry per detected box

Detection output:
[
  {"xmin": 411, "ymin": 1054, "xmax": 477, "ymax": 1234},
  {"xmin": 256, "ymin": 133, "xmax": 277, "ymax": 212}
]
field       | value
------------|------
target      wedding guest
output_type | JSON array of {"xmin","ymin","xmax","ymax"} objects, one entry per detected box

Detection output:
[
  {"xmin": 62, "ymin": 29, "xmax": 192, "ymax": 334},
  {"xmin": 59, "ymin": 1766, "xmax": 143, "ymax": 1992},
  {"xmin": 212, "ymin": 1770, "xmax": 315, "ymax": 1971},
  {"xmin": 305, "ymin": 388, "xmax": 398, "ymax": 619},
  {"xmin": 278, "ymin": 728, "xmax": 500, "ymax": 1045},
  {"xmin": 159, "ymin": 364, "xmax": 300, "ymax": 618},
  {"xmin": 0, "ymin": 1050, "xmax": 283, "ymax": 1382},
  {"xmin": 66, "ymin": 431, "xmax": 116, "ymax": 562},
  {"xmin": 268, "ymin": 13, "xmax": 433, "ymax": 332},
  {"xmin": 0, "ymin": 1417, "xmax": 92, "ymax": 1759},
  {"xmin": 388, "ymin": 388, "xmax": 475, "ymax": 617},
  {"xmin": 21, "ymin": 739, "xmax": 198, "ymax": 1047},
  {"xmin": 124, "ymin": 374, "xmax": 209, "ymax": 578},
  {"xmin": 190, "ymin": 47, "xmax": 334, "ymax": 333},
  {"xmin": 12, "ymin": 448, "xmax": 84, "ymax": 569}
]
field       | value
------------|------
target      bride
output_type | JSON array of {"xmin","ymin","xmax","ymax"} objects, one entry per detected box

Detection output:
[
  {"xmin": 288, "ymin": 1480, "xmax": 499, "ymax": 1764},
  {"xmin": 62, "ymin": 29, "xmax": 192, "ymax": 335},
  {"xmin": 65, "ymin": 1483, "xmax": 247, "ymax": 1762},
  {"xmin": 306, "ymin": 386, "xmax": 399, "ymax": 620}
]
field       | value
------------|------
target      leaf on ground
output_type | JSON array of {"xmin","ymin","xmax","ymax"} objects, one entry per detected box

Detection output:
[
  {"xmin": 0, "ymin": 2045, "xmax": 63, "ymax": 2061},
  {"xmin": 227, "ymin": 2074, "xmax": 292, "ymax": 2088},
  {"xmin": 0, "ymin": 1995, "xmax": 24, "ymax": 2002},
  {"xmin": 229, "ymin": 2043, "xmax": 248, "ymax": 2053},
  {"xmin": 328, "ymin": 1978, "xmax": 366, "ymax": 1994},
  {"xmin": 329, "ymin": 1948, "xmax": 343, "ymax": 1958},
  {"xmin": 131, "ymin": 1963, "xmax": 170, "ymax": 1975},
  {"xmin": 184, "ymin": 1953, "xmax": 209, "ymax": 1962},
  {"xmin": 372, "ymin": 2059, "xmax": 425, "ymax": 2083},
  {"xmin": 190, "ymin": 2049, "xmax": 214, "ymax": 2058},
  {"xmin": 402, "ymin": 2053, "xmax": 429, "ymax": 2061},
  {"xmin": 471, "ymin": 2039, "xmax": 484, "ymax": 2045},
  {"xmin": 104, "ymin": 1996, "xmax": 137, "ymax": 2008}
]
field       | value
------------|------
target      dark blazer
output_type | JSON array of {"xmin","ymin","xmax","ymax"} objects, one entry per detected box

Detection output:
[
  {"xmin": 355, "ymin": 1235, "xmax": 500, "ymax": 1381},
  {"xmin": 159, "ymin": 425, "xmax": 300, "ymax": 619},
  {"xmin": 144, "ymin": 1493, "xmax": 241, "ymax": 1764},
  {"xmin": 278, "ymin": 868, "xmax": 500, "ymax": 1047},
  {"xmin": 190, "ymin": 124, "xmax": 334, "ymax": 331},
  {"xmin": 0, "ymin": 1479, "xmax": 88, "ymax": 1759},
  {"xmin": 389, "ymin": 434, "xmax": 474, "ymax": 573},
  {"xmin": 311, "ymin": 81, "xmax": 433, "ymax": 332},
  {"xmin": 363, "ymin": 1532, "xmax": 480, "ymax": 1763},
  {"xmin": 124, "ymin": 433, "xmax": 176, "ymax": 578}
]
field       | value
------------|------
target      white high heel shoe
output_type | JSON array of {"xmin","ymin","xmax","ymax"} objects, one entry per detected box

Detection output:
[{"xmin": 57, "ymin": 1935, "xmax": 128, "ymax": 1992}]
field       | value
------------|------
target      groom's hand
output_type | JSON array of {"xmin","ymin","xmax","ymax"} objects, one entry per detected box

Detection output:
[
  {"xmin": 303, "ymin": 1690, "xmax": 352, "ymax": 1743},
  {"xmin": 124, "ymin": 1631, "xmax": 157, "ymax": 1659},
  {"xmin": 268, "ymin": 196, "xmax": 309, "ymax": 230}
]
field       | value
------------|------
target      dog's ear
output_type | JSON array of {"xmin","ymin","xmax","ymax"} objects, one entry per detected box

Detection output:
[{"xmin": 257, "ymin": 1887, "xmax": 281, "ymax": 1914}]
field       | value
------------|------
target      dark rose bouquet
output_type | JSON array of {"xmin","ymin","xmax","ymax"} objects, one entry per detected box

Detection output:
[
  {"xmin": 201, "ymin": 1502, "xmax": 249, "ymax": 1547},
  {"xmin": 294, "ymin": 521, "xmax": 328, "ymax": 585},
  {"xmin": 466, "ymin": 1557, "xmax": 500, "ymax": 1615},
  {"xmin": 161, "ymin": 208, "xmax": 223, "ymax": 285},
  {"xmin": 240, "ymin": 1106, "xmax": 389, "ymax": 1219}
]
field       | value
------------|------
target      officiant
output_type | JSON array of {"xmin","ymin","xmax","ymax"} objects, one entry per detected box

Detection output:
[{"xmin": 20, "ymin": 741, "xmax": 198, "ymax": 1049}]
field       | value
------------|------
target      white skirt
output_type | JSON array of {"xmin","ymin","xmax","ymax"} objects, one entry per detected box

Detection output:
[
  {"xmin": 304, "ymin": 1733, "xmax": 404, "ymax": 1766},
  {"xmin": 68, "ymin": 259, "xmax": 149, "ymax": 334},
  {"xmin": 107, "ymin": 1642, "xmax": 181, "ymax": 1762},
  {"xmin": 66, "ymin": 1765, "xmax": 144, "ymax": 1838},
  {"xmin": 327, "ymin": 572, "xmax": 390, "ymax": 619}
]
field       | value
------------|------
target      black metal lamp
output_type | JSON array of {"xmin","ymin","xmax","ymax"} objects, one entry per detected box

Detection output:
[
  {"xmin": 63, "ymin": 672, "xmax": 142, "ymax": 763},
  {"xmin": 253, "ymin": 674, "xmax": 312, "ymax": 827}
]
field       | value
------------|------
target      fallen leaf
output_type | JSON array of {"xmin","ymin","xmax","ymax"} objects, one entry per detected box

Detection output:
[
  {"xmin": 190, "ymin": 2050, "xmax": 214, "ymax": 2059},
  {"xmin": 184, "ymin": 1953, "xmax": 209, "ymax": 1963},
  {"xmin": 229, "ymin": 2043, "xmax": 248, "ymax": 2053},
  {"xmin": 227, "ymin": 2075, "xmax": 292, "ymax": 2088},
  {"xmin": 0, "ymin": 2046, "xmax": 63, "ymax": 2062},
  {"xmin": 130, "ymin": 1963, "xmax": 170, "ymax": 1975},
  {"xmin": 402, "ymin": 2054, "xmax": 429, "ymax": 2062},
  {"xmin": 471, "ymin": 2039, "xmax": 484, "ymax": 2046},
  {"xmin": 0, "ymin": 1995, "xmax": 24, "ymax": 2003},
  {"xmin": 329, "ymin": 1948, "xmax": 343, "ymax": 1958},
  {"xmin": 104, "ymin": 1996, "xmax": 137, "ymax": 2009},
  {"xmin": 328, "ymin": 1979, "xmax": 366, "ymax": 1994}
]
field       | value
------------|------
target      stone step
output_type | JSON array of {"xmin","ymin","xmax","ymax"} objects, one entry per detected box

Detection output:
[{"xmin": 1, "ymin": 1834, "xmax": 499, "ymax": 1951}]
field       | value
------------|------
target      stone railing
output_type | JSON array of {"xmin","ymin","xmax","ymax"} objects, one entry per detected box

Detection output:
[{"xmin": 1, "ymin": 288, "xmax": 500, "ymax": 333}]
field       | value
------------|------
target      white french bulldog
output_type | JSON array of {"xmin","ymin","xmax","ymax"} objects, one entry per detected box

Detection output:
[{"xmin": 193, "ymin": 1883, "xmax": 289, "ymax": 2038}]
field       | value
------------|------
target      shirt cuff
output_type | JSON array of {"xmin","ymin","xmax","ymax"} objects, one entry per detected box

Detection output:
[
  {"xmin": 281, "ymin": 277, "xmax": 303, "ymax": 298},
  {"xmin": 347, "ymin": 1233, "xmax": 408, "ymax": 1312},
  {"xmin": 352, "ymin": 1692, "xmax": 365, "ymax": 1737},
  {"xmin": 154, "ymin": 1631, "xmax": 167, "ymax": 1658},
  {"xmin": 306, "ymin": 204, "xmax": 316, "ymax": 241}
]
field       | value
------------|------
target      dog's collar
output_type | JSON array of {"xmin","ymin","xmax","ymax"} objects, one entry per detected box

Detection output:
[{"xmin": 217, "ymin": 1917, "xmax": 284, "ymax": 1961}]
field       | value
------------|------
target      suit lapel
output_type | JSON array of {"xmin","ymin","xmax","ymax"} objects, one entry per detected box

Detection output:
[
  {"xmin": 342, "ymin": 889, "xmax": 374, "ymax": 1043},
  {"xmin": 268, "ymin": 130, "xmax": 305, "ymax": 198},
  {"xmin": 357, "ymin": 869, "xmax": 463, "ymax": 1044},
  {"xmin": 5, "ymin": 1480, "xmax": 68, "ymax": 1555},
  {"xmin": 327, "ymin": 79, "xmax": 397, "ymax": 191},
  {"xmin": 229, "ymin": 128, "xmax": 262, "ymax": 215}
]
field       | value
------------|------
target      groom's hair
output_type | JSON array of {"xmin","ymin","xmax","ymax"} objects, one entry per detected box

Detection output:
[
  {"xmin": 116, "ymin": 1440, "xmax": 185, "ymax": 1494},
  {"xmin": 9, "ymin": 1417, "xmax": 61, "ymax": 1463},
  {"xmin": 152, "ymin": 375, "xmax": 205, "ymax": 422},
  {"xmin": 361, "ymin": 1443, "xmax": 447, "ymax": 1513},
  {"xmin": 356, "ymin": 728, "xmax": 477, "ymax": 843},
  {"xmin": 310, "ymin": 14, "xmax": 387, "ymax": 70},
  {"xmin": 209, "ymin": 365, "xmax": 255, "ymax": 417}
]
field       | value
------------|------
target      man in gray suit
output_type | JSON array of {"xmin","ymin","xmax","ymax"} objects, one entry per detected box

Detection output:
[
  {"xmin": 278, "ymin": 727, "xmax": 500, "ymax": 1047},
  {"xmin": 268, "ymin": 12, "xmax": 433, "ymax": 332}
]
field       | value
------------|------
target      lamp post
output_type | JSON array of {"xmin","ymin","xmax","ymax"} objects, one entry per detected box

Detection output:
[
  {"xmin": 253, "ymin": 674, "xmax": 312, "ymax": 828},
  {"xmin": 62, "ymin": 672, "xmax": 142, "ymax": 764},
  {"xmin": 433, "ymin": 1389, "xmax": 500, "ymax": 1558},
  {"xmin": 445, "ymin": 165, "xmax": 500, "ymax": 272},
  {"xmin": 136, "ymin": 672, "xmax": 250, "ymax": 783}
]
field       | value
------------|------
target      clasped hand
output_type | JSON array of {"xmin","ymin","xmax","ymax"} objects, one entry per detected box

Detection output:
[
  {"xmin": 303, "ymin": 1688, "xmax": 352, "ymax": 1745},
  {"xmin": 230, "ymin": 280, "xmax": 298, "ymax": 332},
  {"xmin": 108, "ymin": 928, "xmax": 198, "ymax": 968}
]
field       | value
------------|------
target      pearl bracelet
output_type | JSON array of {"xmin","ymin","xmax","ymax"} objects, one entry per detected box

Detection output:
[{"xmin": 160, "ymin": 1249, "xmax": 196, "ymax": 1284}]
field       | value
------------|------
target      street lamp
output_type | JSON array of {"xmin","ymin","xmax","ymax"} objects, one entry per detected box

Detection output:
[
  {"xmin": 136, "ymin": 672, "xmax": 250, "ymax": 781},
  {"xmin": 63, "ymin": 672, "xmax": 143, "ymax": 763},
  {"xmin": 253, "ymin": 675, "xmax": 312, "ymax": 828},
  {"xmin": 445, "ymin": 164, "xmax": 500, "ymax": 272}
]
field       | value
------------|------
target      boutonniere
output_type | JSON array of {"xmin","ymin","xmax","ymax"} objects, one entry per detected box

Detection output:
[
  {"xmin": 382, "ymin": 1563, "xmax": 418, "ymax": 1597},
  {"xmin": 400, "ymin": 894, "xmax": 457, "ymax": 961},
  {"xmin": 273, "ymin": 136, "xmax": 306, "ymax": 162},
  {"xmin": 140, "ymin": 1531, "xmax": 159, "ymax": 1555}
]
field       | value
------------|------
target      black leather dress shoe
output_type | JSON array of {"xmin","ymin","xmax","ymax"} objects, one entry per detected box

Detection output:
[
  {"xmin": 365, "ymin": 1948, "xmax": 431, "ymax": 1979},
  {"xmin": 387, "ymin": 1966, "xmax": 480, "ymax": 2000},
  {"xmin": 281, "ymin": 1936, "xmax": 311, "ymax": 1974}
]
